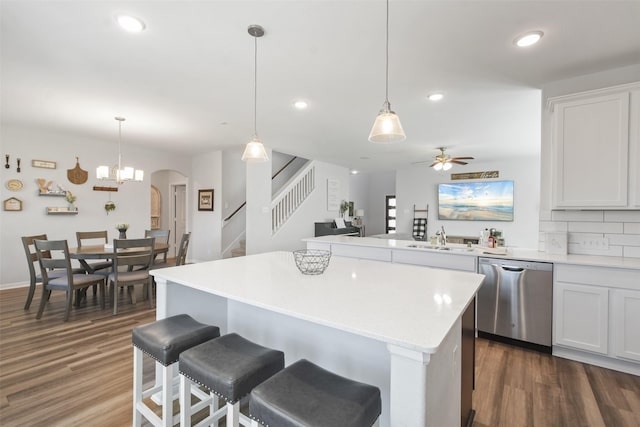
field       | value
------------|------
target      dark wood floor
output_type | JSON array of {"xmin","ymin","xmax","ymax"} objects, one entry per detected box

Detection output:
[{"xmin": 1, "ymin": 285, "xmax": 639, "ymax": 426}]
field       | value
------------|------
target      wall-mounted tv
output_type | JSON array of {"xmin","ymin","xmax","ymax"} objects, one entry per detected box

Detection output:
[{"xmin": 438, "ymin": 180, "xmax": 514, "ymax": 221}]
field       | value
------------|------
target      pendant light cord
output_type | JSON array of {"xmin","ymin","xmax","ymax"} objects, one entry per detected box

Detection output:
[
  {"xmin": 253, "ymin": 35, "xmax": 258, "ymax": 136},
  {"xmin": 385, "ymin": 0, "xmax": 389, "ymax": 104}
]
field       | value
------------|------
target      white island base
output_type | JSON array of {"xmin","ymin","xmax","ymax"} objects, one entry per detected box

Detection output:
[{"xmin": 152, "ymin": 252, "xmax": 483, "ymax": 427}]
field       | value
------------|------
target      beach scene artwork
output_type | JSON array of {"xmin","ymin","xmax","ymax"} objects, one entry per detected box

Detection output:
[{"xmin": 438, "ymin": 181, "xmax": 514, "ymax": 221}]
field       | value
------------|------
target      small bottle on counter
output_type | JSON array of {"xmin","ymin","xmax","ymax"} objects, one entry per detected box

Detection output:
[{"xmin": 488, "ymin": 234, "xmax": 496, "ymax": 248}]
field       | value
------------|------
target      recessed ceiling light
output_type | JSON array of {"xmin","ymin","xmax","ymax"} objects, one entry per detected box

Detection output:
[
  {"xmin": 117, "ymin": 15, "xmax": 146, "ymax": 33},
  {"xmin": 514, "ymin": 31, "xmax": 543, "ymax": 47},
  {"xmin": 293, "ymin": 100, "xmax": 308, "ymax": 110},
  {"xmin": 428, "ymin": 93, "xmax": 444, "ymax": 102},
  {"xmin": 350, "ymin": 170, "xmax": 359, "ymax": 175}
]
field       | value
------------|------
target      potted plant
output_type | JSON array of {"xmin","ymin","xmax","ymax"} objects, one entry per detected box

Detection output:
[
  {"xmin": 115, "ymin": 223, "xmax": 129, "ymax": 239},
  {"xmin": 65, "ymin": 191, "xmax": 77, "ymax": 211},
  {"xmin": 339, "ymin": 200, "xmax": 349, "ymax": 218},
  {"xmin": 104, "ymin": 201, "xmax": 116, "ymax": 215}
]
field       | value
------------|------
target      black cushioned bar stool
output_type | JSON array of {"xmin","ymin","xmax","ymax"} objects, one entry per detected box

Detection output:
[
  {"xmin": 179, "ymin": 333, "xmax": 285, "ymax": 427},
  {"xmin": 132, "ymin": 314, "xmax": 220, "ymax": 427},
  {"xmin": 249, "ymin": 359, "xmax": 382, "ymax": 427}
]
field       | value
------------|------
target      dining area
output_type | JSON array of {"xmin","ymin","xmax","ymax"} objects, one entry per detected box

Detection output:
[{"xmin": 20, "ymin": 227, "xmax": 191, "ymax": 322}]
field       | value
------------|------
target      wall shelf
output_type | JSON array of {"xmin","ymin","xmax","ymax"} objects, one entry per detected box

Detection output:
[
  {"xmin": 39, "ymin": 191, "xmax": 67, "ymax": 197},
  {"xmin": 47, "ymin": 207, "xmax": 78, "ymax": 215}
]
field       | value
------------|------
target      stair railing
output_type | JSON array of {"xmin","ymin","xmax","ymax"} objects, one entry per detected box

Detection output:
[{"xmin": 271, "ymin": 163, "xmax": 315, "ymax": 235}]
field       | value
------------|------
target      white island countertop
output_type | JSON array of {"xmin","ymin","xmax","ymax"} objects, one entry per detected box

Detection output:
[
  {"xmin": 152, "ymin": 251, "xmax": 484, "ymax": 354},
  {"xmin": 303, "ymin": 235, "xmax": 640, "ymax": 270}
]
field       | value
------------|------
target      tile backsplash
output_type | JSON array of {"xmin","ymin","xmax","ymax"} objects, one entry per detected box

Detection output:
[{"xmin": 539, "ymin": 210, "xmax": 640, "ymax": 258}]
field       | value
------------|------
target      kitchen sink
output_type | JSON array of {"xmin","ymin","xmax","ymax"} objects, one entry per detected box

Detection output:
[{"xmin": 406, "ymin": 244, "xmax": 474, "ymax": 252}]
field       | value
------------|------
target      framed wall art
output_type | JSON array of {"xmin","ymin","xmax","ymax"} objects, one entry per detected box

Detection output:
[{"xmin": 198, "ymin": 189, "xmax": 214, "ymax": 211}]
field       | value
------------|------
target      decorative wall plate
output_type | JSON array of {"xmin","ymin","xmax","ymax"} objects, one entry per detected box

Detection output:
[{"xmin": 6, "ymin": 179, "xmax": 23, "ymax": 191}]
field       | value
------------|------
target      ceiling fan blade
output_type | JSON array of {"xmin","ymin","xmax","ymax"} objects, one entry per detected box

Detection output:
[
  {"xmin": 410, "ymin": 160, "xmax": 434, "ymax": 165},
  {"xmin": 450, "ymin": 160, "xmax": 468, "ymax": 165},
  {"xmin": 450, "ymin": 156, "xmax": 474, "ymax": 161}
]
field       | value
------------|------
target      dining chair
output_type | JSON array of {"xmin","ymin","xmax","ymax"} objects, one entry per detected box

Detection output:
[
  {"xmin": 76, "ymin": 230, "xmax": 113, "ymax": 273},
  {"xmin": 108, "ymin": 237, "xmax": 155, "ymax": 315},
  {"xmin": 33, "ymin": 239, "xmax": 106, "ymax": 322},
  {"xmin": 21, "ymin": 234, "xmax": 85, "ymax": 310},
  {"xmin": 144, "ymin": 229, "xmax": 170, "ymax": 263},
  {"xmin": 152, "ymin": 232, "xmax": 190, "ymax": 269}
]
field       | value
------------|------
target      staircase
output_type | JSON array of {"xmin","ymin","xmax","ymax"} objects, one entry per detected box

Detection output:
[{"xmin": 231, "ymin": 240, "xmax": 246, "ymax": 257}]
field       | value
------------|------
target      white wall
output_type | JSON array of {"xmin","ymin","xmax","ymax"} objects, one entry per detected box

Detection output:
[
  {"xmin": 348, "ymin": 171, "xmax": 396, "ymax": 237},
  {"xmin": 269, "ymin": 161, "xmax": 351, "ymax": 251},
  {"xmin": 245, "ymin": 149, "xmax": 273, "ymax": 255},
  {"xmin": 396, "ymin": 157, "xmax": 540, "ymax": 249},
  {"xmin": 190, "ymin": 151, "xmax": 223, "ymax": 262},
  {"xmin": 540, "ymin": 64, "xmax": 640, "ymax": 257},
  {"xmin": 0, "ymin": 124, "xmax": 191, "ymax": 287}
]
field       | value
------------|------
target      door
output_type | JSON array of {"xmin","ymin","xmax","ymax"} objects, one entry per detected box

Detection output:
[
  {"xmin": 172, "ymin": 184, "xmax": 187, "ymax": 258},
  {"xmin": 554, "ymin": 282, "xmax": 608, "ymax": 354}
]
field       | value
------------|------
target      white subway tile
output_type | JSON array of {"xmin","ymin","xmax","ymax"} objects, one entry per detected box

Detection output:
[
  {"xmin": 623, "ymin": 246, "xmax": 640, "ymax": 258},
  {"xmin": 568, "ymin": 222, "xmax": 623, "ymax": 233},
  {"xmin": 552, "ymin": 210, "xmax": 604, "ymax": 222},
  {"xmin": 604, "ymin": 211, "xmax": 640, "ymax": 222},
  {"xmin": 569, "ymin": 243, "xmax": 623, "ymax": 257},
  {"xmin": 568, "ymin": 232, "xmax": 602, "ymax": 243},
  {"xmin": 607, "ymin": 233, "xmax": 640, "ymax": 246},
  {"xmin": 539, "ymin": 221, "xmax": 568, "ymax": 232},
  {"xmin": 624, "ymin": 223, "xmax": 640, "ymax": 234}
]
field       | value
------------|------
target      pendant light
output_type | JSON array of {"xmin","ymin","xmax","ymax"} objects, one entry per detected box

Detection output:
[
  {"xmin": 369, "ymin": 0, "xmax": 405, "ymax": 143},
  {"xmin": 242, "ymin": 25, "xmax": 269, "ymax": 162},
  {"xmin": 96, "ymin": 117, "xmax": 144, "ymax": 183}
]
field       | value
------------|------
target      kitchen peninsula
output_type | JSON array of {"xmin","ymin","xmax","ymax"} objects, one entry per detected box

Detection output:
[{"xmin": 151, "ymin": 251, "xmax": 484, "ymax": 427}]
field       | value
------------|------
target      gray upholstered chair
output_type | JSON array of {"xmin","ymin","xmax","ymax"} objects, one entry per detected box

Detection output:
[
  {"xmin": 21, "ymin": 234, "xmax": 84, "ymax": 310},
  {"xmin": 145, "ymin": 229, "xmax": 170, "ymax": 263},
  {"xmin": 75, "ymin": 230, "xmax": 113, "ymax": 273},
  {"xmin": 108, "ymin": 237, "xmax": 155, "ymax": 315},
  {"xmin": 33, "ymin": 239, "xmax": 106, "ymax": 322}
]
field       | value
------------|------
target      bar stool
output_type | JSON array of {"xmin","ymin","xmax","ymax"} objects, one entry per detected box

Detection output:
[
  {"xmin": 249, "ymin": 359, "xmax": 382, "ymax": 427},
  {"xmin": 179, "ymin": 333, "xmax": 285, "ymax": 427},
  {"xmin": 132, "ymin": 314, "xmax": 220, "ymax": 427}
]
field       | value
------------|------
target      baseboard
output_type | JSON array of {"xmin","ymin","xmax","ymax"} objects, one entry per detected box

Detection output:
[
  {"xmin": 553, "ymin": 346, "xmax": 640, "ymax": 376},
  {"xmin": 0, "ymin": 282, "xmax": 29, "ymax": 291}
]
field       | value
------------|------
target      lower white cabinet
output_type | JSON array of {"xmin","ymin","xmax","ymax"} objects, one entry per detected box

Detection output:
[
  {"xmin": 554, "ymin": 282, "xmax": 609, "ymax": 354},
  {"xmin": 611, "ymin": 289, "xmax": 640, "ymax": 362},
  {"xmin": 554, "ymin": 264, "xmax": 640, "ymax": 368}
]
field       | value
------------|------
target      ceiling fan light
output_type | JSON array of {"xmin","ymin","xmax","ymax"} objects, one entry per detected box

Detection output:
[
  {"xmin": 442, "ymin": 162, "xmax": 452, "ymax": 171},
  {"xmin": 241, "ymin": 137, "xmax": 269, "ymax": 162},
  {"xmin": 369, "ymin": 109, "xmax": 406, "ymax": 143},
  {"xmin": 433, "ymin": 162, "xmax": 443, "ymax": 171}
]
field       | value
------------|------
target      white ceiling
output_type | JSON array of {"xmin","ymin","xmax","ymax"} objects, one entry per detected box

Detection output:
[{"xmin": 2, "ymin": 1, "xmax": 640, "ymax": 172}]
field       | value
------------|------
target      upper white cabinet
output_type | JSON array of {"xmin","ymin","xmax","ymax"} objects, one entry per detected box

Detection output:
[{"xmin": 548, "ymin": 83, "xmax": 640, "ymax": 209}]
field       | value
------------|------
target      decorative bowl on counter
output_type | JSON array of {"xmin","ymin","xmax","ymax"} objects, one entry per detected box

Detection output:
[{"xmin": 292, "ymin": 249, "xmax": 331, "ymax": 275}]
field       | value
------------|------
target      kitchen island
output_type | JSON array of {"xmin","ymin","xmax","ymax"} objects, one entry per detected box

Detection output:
[{"xmin": 151, "ymin": 251, "xmax": 484, "ymax": 427}]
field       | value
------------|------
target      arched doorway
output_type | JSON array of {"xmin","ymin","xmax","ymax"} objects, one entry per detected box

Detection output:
[{"xmin": 150, "ymin": 170, "xmax": 187, "ymax": 258}]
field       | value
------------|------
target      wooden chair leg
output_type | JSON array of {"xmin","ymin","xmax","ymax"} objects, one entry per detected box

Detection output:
[
  {"xmin": 147, "ymin": 278, "xmax": 153, "ymax": 309},
  {"xmin": 64, "ymin": 289, "xmax": 73, "ymax": 322},
  {"xmin": 112, "ymin": 283, "xmax": 119, "ymax": 316},
  {"xmin": 35, "ymin": 288, "xmax": 49, "ymax": 319},
  {"xmin": 24, "ymin": 279, "xmax": 36, "ymax": 310},
  {"xmin": 99, "ymin": 281, "xmax": 106, "ymax": 309}
]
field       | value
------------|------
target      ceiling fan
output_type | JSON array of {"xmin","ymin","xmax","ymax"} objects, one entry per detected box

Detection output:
[{"xmin": 428, "ymin": 147, "xmax": 474, "ymax": 171}]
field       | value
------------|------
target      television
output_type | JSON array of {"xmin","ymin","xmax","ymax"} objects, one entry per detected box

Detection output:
[{"xmin": 438, "ymin": 180, "xmax": 514, "ymax": 221}]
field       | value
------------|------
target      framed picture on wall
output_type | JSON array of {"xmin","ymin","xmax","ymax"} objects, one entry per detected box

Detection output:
[{"xmin": 198, "ymin": 189, "xmax": 214, "ymax": 211}]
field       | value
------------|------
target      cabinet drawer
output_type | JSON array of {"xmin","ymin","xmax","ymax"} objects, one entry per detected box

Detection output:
[{"xmin": 392, "ymin": 250, "xmax": 476, "ymax": 272}]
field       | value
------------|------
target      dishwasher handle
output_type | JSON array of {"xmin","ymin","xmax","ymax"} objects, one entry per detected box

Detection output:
[{"xmin": 500, "ymin": 265, "xmax": 525, "ymax": 272}]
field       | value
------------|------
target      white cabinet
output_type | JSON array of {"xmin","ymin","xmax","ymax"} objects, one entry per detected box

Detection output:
[
  {"xmin": 611, "ymin": 289, "xmax": 640, "ymax": 362},
  {"xmin": 554, "ymin": 282, "xmax": 608, "ymax": 354},
  {"xmin": 548, "ymin": 82, "xmax": 640, "ymax": 209},
  {"xmin": 554, "ymin": 264, "xmax": 640, "ymax": 372}
]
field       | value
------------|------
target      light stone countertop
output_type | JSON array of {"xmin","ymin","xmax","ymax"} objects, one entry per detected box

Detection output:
[
  {"xmin": 151, "ymin": 251, "xmax": 484, "ymax": 354},
  {"xmin": 303, "ymin": 235, "xmax": 640, "ymax": 270}
]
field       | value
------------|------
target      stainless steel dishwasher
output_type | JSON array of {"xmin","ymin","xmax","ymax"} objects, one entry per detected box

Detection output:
[{"xmin": 477, "ymin": 257, "xmax": 553, "ymax": 353}]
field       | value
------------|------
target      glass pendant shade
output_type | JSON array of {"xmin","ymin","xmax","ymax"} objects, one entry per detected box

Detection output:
[
  {"xmin": 241, "ymin": 136, "xmax": 269, "ymax": 162},
  {"xmin": 368, "ymin": 103, "xmax": 406, "ymax": 143}
]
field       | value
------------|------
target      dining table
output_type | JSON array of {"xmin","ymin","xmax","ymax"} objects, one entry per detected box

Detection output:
[
  {"xmin": 69, "ymin": 242, "xmax": 169, "ymax": 305},
  {"xmin": 69, "ymin": 242, "xmax": 169, "ymax": 273}
]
